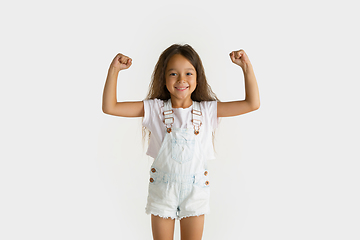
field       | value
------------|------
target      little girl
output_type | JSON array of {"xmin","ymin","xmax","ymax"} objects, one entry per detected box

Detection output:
[{"xmin": 102, "ymin": 44, "xmax": 260, "ymax": 240}]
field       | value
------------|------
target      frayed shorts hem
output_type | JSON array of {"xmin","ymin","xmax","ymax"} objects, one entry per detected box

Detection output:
[
  {"xmin": 177, "ymin": 210, "xmax": 209, "ymax": 220},
  {"xmin": 145, "ymin": 207, "xmax": 209, "ymax": 220},
  {"xmin": 146, "ymin": 207, "xmax": 177, "ymax": 220}
]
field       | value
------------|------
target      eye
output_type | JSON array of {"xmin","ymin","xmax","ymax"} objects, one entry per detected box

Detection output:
[
  {"xmin": 170, "ymin": 73, "xmax": 177, "ymax": 76},
  {"xmin": 186, "ymin": 72, "xmax": 193, "ymax": 76}
]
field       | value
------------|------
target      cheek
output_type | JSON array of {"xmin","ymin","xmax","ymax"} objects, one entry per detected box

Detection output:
[
  {"xmin": 165, "ymin": 79, "xmax": 174, "ymax": 92},
  {"xmin": 192, "ymin": 78, "xmax": 197, "ymax": 87},
  {"xmin": 165, "ymin": 79, "xmax": 171, "ymax": 88},
  {"xmin": 190, "ymin": 82, "xmax": 197, "ymax": 91},
  {"xmin": 165, "ymin": 83, "xmax": 171, "ymax": 92}
]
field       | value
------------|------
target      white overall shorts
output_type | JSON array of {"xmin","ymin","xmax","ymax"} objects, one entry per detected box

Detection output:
[{"xmin": 145, "ymin": 99, "xmax": 210, "ymax": 220}]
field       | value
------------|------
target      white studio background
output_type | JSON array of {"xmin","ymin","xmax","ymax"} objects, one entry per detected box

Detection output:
[{"xmin": 1, "ymin": 0, "xmax": 359, "ymax": 239}]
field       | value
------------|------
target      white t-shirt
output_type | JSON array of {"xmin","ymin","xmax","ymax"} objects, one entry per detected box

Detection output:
[{"xmin": 142, "ymin": 98, "xmax": 219, "ymax": 160}]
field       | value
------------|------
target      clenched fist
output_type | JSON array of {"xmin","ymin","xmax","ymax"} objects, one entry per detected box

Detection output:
[
  {"xmin": 109, "ymin": 53, "xmax": 132, "ymax": 72},
  {"xmin": 229, "ymin": 50, "xmax": 251, "ymax": 71}
]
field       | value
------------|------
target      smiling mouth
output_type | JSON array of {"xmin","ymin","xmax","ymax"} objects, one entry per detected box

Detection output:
[{"xmin": 175, "ymin": 87, "xmax": 189, "ymax": 91}]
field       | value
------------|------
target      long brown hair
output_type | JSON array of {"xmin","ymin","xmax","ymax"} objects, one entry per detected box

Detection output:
[
  {"xmin": 145, "ymin": 44, "xmax": 219, "ymax": 101},
  {"xmin": 143, "ymin": 44, "xmax": 219, "ymax": 149}
]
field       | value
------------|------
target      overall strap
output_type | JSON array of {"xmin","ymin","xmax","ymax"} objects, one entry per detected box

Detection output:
[
  {"xmin": 163, "ymin": 99, "xmax": 174, "ymax": 133},
  {"xmin": 192, "ymin": 101, "xmax": 202, "ymax": 135},
  {"xmin": 163, "ymin": 99, "xmax": 202, "ymax": 135}
]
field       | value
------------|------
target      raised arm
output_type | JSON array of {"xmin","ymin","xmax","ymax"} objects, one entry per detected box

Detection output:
[
  {"xmin": 217, "ymin": 50, "xmax": 260, "ymax": 117},
  {"xmin": 102, "ymin": 53, "xmax": 144, "ymax": 117}
]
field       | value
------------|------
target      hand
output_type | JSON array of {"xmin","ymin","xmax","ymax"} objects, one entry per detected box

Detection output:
[
  {"xmin": 109, "ymin": 53, "xmax": 132, "ymax": 72},
  {"xmin": 229, "ymin": 50, "xmax": 251, "ymax": 70}
]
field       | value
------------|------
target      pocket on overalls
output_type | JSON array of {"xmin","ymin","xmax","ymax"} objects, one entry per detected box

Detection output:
[
  {"xmin": 171, "ymin": 138, "xmax": 195, "ymax": 164},
  {"xmin": 193, "ymin": 172, "xmax": 210, "ymax": 199},
  {"xmin": 194, "ymin": 172, "xmax": 210, "ymax": 189},
  {"xmin": 148, "ymin": 170, "xmax": 167, "ymax": 200},
  {"xmin": 149, "ymin": 168, "xmax": 162, "ymax": 185},
  {"xmin": 149, "ymin": 175, "xmax": 158, "ymax": 185}
]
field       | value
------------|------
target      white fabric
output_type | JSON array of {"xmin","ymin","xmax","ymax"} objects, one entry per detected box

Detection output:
[
  {"xmin": 143, "ymin": 98, "xmax": 219, "ymax": 160},
  {"xmin": 145, "ymin": 127, "xmax": 210, "ymax": 220}
]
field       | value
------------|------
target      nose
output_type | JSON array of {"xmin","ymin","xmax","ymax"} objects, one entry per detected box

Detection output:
[{"xmin": 177, "ymin": 75, "xmax": 186, "ymax": 82}]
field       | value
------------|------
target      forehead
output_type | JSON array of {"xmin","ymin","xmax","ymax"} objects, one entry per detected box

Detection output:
[{"xmin": 166, "ymin": 54, "xmax": 195, "ymax": 70}]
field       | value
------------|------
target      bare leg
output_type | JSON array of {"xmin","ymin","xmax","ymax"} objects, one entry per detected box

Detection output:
[
  {"xmin": 151, "ymin": 214, "xmax": 176, "ymax": 240},
  {"xmin": 180, "ymin": 215, "xmax": 205, "ymax": 240}
]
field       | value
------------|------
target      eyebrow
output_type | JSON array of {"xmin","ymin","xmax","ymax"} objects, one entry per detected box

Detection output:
[{"xmin": 167, "ymin": 68, "xmax": 195, "ymax": 72}]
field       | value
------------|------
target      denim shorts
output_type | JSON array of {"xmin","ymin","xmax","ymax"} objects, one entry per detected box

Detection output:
[{"xmin": 145, "ymin": 168, "xmax": 210, "ymax": 220}]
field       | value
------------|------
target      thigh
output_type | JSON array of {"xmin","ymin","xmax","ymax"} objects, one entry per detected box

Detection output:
[
  {"xmin": 151, "ymin": 214, "xmax": 175, "ymax": 240},
  {"xmin": 180, "ymin": 215, "xmax": 205, "ymax": 240}
]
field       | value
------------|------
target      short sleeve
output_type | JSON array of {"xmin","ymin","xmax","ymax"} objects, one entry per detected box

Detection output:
[
  {"xmin": 142, "ymin": 99, "xmax": 152, "ymax": 130},
  {"xmin": 200, "ymin": 101, "xmax": 219, "ymax": 130},
  {"xmin": 142, "ymin": 98, "xmax": 164, "ymax": 132}
]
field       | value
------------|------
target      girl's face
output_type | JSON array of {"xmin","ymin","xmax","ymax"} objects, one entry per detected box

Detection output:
[{"xmin": 165, "ymin": 54, "xmax": 197, "ymax": 106}]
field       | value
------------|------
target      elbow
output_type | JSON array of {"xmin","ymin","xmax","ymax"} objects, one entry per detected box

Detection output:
[
  {"xmin": 251, "ymin": 102, "xmax": 260, "ymax": 111},
  {"xmin": 245, "ymin": 99, "xmax": 260, "ymax": 111},
  {"xmin": 102, "ymin": 105, "xmax": 110, "ymax": 114},
  {"xmin": 102, "ymin": 102, "xmax": 115, "ymax": 114}
]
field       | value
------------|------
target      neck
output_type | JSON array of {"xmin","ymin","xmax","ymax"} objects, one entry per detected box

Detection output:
[{"xmin": 170, "ymin": 98, "xmax": 193, "ymax": 108}]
